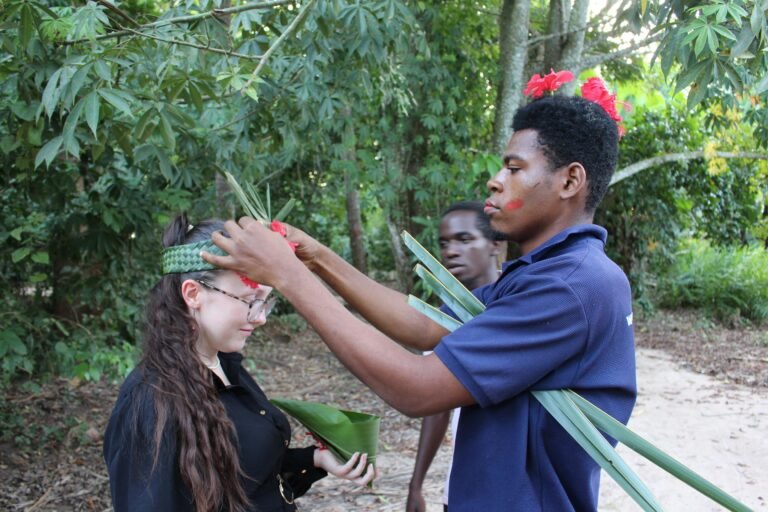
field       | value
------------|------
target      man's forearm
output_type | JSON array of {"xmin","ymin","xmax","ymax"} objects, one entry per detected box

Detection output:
[
  {"xmin": 310, "ymin": 244, "xmax": 447, "ymax": 351},
  {"xmin": 276, "ymin": 263, "xmax": 473, "ymax": 417}
]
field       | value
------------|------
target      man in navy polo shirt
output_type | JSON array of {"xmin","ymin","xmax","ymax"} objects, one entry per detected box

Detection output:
[{"xmin": 204, "ymin": 94, "xmax": 636, "ymax": 512}]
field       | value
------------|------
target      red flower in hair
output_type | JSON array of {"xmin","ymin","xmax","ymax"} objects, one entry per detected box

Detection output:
[
  {"xmin": 523, "ymin": 69, "xmax": 575, "ymax": 98},
  {"xmin": 580, "ymin": 77, "xmax": 627, "ymax": 137}
]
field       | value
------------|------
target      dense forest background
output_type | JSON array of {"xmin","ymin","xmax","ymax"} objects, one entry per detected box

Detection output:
[{"xmin": 2, "ymin": 0, "xmax": 767, "ymax": 387}]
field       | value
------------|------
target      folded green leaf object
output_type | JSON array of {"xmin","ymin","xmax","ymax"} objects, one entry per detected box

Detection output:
[{"xmin": 270, "ymin": 398, "xmax": 380, "ymax": 467}]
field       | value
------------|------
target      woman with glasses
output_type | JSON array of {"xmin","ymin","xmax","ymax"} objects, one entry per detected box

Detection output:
[{"xmin": 103, "ymin": 215, "xmax": 374, "ymax": 512}]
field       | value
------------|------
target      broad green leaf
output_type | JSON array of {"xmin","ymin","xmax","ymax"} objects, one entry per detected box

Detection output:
[
  {"xmin": 40, "ymin": 68, "xmax": 63, "ymax": 119},
  {"xmin": 533, "ymin": 390, "xmax": 663, "ymax": 511},
  {"xmin": 30, "ymin": 272, "xmax": 47, "ymax": 282},
  {"xmin": 0, "ymin": 330, "xmax": 27, "ymax": 356},
  {"xmin": 65, "ymin": 63, "xmax": 92, "ymax": 107},
  {"xmin": 31, "ymin": 251, "xmax": 49, "ymax": 264},
  {"xmin": 711, "ymin": 25, "xmax": 735, "ymax": 41},
  {"xmin": 567, "ymin": 392, "xmax": 753, "ymax": 512},
  {"xmin": 97, "ymin": 89, "xmax": 134, "ymax": 118},
  {"xmin": 406, "ymin": 295, "xmax": 462, "ymax": 332},
  {"xmin": 754, "ymin": 73, "xmax": 768, "ymax": 95},
  {"xmin": 20, "ymin": 4, "xmax": 36, "ymax": 48},
  {"xmin": 12, "ymin": 247, "xmax": 31, "ymax": 263},
  {"xmin": 34, "ymin": 136, "xmax": 63, "ymax": 168},
  {"xmin": 731, "ymin": 26, "xmax": 755, "ymax": 58},
  {"xmin": 158, "ymin": 111, "xmax": 176, "ymax": 152},
  {"xmin": 134, "ymin": 108, "xmax": 157, "ymax": 142},
  {"xmin": 61, "ymin": 95, "xmax": 85, "ymax": 145},
  {"xmin": 10, "ymin": 228, "xmax": 23, "ymax": 240},
  {"xmin": 84, "ymin": 91, "xmax": 100, "ymax": 136},
  {"xmin": 244, "ymin": 86, "xmax": 259, "ymax": 102},
  {"xmin": 751, "ymin": 3, "xmax": 765, "ymax": 36}
]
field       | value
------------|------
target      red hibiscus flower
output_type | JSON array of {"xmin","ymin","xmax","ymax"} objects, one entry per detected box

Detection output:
[
  {"xmin": 238, "ymin": 274, "xmax": 260, "ymax": 289},
  {"xmin": 523, "ymin": 69, "xmax": 575, "ymax": 98},
  {"xmin": 270, "ymin": 220, "xmax": 287, "ymax": 237},
  {"xmin": 270, "ymin": 220, "xmax": 298, "ymax": 253},
  {"xmin": 580, "ymin": 77, "xmax": 626, "ymax": 137}
]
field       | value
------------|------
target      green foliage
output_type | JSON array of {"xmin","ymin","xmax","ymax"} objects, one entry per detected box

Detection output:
[
  {"xmin": 632, "ymin": 1, "xmax": 768, "ymax": 107},
  {"xmin": 598, "ymin": 82, "xmax": 766, "ymax": 306},
  {"xmin": 656, "ymin": 239, "xmax": 768, "ymax": 324}
]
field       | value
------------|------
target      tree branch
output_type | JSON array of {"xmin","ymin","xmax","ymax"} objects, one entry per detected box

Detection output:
[
  {"xmin": 63, "ymin": 0, "xmax": 293, "ymax": 45},
  {"xmin": 123, "ymin": 27, "xmax": 262, "ymax": 61},
  {"xmin": 95, "ymin": 0, "xmax": 140, "ymax": 27},
  {"xmin": 242, "ymin": 0, "xmax": 317, "ymax": 90},
  {"xmin": 579, "ymin": 33, "xmax": 663, "ymax": 70},
  {"xmin": 610, "ymin": 150, "xmax": 768, "ymax": 186}
]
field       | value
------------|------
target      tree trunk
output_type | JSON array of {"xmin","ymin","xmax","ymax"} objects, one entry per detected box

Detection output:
[
  {"xmin": 345, "ymin": 172, "xmax": 368, "ymax": 274},
  {"xmin": 342, "ymin": 113, "xmax": 368, "ymax": 275},
  {"xmin": 492, "ymin": 0, "xmax": 532, "ymax": 154},
  {"xmin": 543, "ymin": 0, "xmax": 567, "ymax": 72},
  {"xmin": 556, "ymin": 0, "xmax": 589, "ymax": 95},
  {"xmin": 386, "ymin": 213, "xmax": 412, "ymax": 292}
]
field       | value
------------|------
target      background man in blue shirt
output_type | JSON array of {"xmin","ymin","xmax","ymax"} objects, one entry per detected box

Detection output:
[
  {"xmin": 407, "ymin": 201, "xmax": 503, "ymax": 512},
  {"xmin": 204, "ymin": 95, "xmax": 636, "ymax": 511}
]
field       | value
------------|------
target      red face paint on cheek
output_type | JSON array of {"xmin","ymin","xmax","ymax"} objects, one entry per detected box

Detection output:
[{"xmin": 504, "ymin": 198, "xmax": 524, "ymax": 211}]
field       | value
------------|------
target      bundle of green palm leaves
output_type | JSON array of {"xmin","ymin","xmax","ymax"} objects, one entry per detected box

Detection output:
[
  {"xmin": 401, "ymin": 231, "xmax": 751, "ymax": 512},
  {"xmin": 224, "ymin": 171, "xmax": 295, "ymax": 223}
]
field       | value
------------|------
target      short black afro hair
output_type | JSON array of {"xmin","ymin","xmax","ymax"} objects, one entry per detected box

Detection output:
[
  {"xmin": 512, "ymin": 95, "xmax": 619, "ymax": 211},
  {"xmin": 441, "ymin": 201, "xmax": 505, "ymax": 241}
]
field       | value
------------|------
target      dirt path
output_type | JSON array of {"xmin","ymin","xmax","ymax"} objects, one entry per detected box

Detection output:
[
  {"xmin": 598, "ymin": 349, "xmax": 767, "ymax": 511},
  {"xmin": 299, "ymin": 348, "xmax": 768, "ymax": 511},
  {"xmin": 1, "ymin": 310, "xmax": 766, "ymax": 511}
]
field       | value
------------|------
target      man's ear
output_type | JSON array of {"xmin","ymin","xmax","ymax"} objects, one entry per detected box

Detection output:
[
  {"xmin": 181, "ymin": 279, "xmax": 203, "ymax": 309},
  {"xmin": 560, "ymin": 163, "xmax": 587, "ymax": 200},
  {"xmin": 489, "ymin": 240, "xmax": 503, "ymax": 257}
]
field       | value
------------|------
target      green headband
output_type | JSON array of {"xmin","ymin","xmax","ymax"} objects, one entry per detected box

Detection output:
[{"xmin": 162, "ymin": 240, "xmax": 228, "ymax": 274}]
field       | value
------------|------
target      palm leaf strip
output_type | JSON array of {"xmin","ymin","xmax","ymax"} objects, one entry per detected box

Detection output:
[{"xmin": 566, "ymin": 391, "xmax": 752, "ymax": 512}]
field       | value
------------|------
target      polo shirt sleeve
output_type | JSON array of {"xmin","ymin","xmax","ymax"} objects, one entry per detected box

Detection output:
[{"xmin": 434, "ymin": 273, "xmax": 588, "ymax": 407}]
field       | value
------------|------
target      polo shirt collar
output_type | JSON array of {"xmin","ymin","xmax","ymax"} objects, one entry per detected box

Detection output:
[{"xmin": 501, "ymin": 224, "xmax": 607, "ymax": 272}]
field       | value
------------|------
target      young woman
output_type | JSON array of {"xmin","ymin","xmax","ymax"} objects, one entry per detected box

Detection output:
[{"xmin": 104, "ymin": 215, "xmax": 374, "ymax": 512}]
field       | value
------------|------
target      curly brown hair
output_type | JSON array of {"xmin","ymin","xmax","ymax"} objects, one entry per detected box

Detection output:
[{"xmin": 140, "ymin": 214, "xmax": 248, "ymax": 512}]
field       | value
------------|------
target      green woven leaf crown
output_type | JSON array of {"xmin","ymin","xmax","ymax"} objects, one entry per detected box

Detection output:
[{"xmin": 162, "ymin": 240, "xmax": 228, "ymax": 274}]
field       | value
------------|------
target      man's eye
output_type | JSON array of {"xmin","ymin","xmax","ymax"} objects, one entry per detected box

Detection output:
[{"xmin": 506, "ymin": 166, "xmax": 520, "ymax": 173}]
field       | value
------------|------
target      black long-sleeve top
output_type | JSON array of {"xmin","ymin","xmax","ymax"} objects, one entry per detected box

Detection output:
[{"xmin": 103, "ymin": 352, "xmax": 326, "ymax": 511}]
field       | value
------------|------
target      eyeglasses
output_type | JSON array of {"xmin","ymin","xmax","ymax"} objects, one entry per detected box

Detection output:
[{"xmin": 196, "ymin": 280, "xmax": 277, "ymax": 321}]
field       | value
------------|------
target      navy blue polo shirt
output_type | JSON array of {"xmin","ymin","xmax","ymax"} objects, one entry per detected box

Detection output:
[{"xmin": 434, "ymin": 224, "xmax": 636, "ymax": 511}]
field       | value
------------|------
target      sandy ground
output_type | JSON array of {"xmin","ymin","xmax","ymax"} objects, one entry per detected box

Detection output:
[
  {"xmin": 598, "ymin": 348, "xmax": 767, "ymax": 511},
  {"xmin": 302, "ymin": 348, "xmax": 768, "ymax": 511}
]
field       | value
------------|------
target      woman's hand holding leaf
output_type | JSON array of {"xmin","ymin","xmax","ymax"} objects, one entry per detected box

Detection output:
[{"xmin": 313, "ymin": 450, "xmax": 377, "ymax": 486}]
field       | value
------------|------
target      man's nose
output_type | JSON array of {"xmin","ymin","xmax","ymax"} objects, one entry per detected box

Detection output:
[
  {"xmin": 487, "ymin": 168, "xmax": 505, "ymax": 193},
  {"xmin": 443, "ymin": 242, "xmax": 460, "ymax": 258}
]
